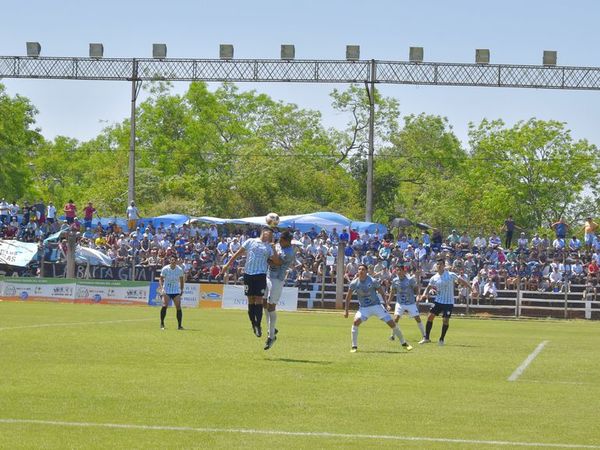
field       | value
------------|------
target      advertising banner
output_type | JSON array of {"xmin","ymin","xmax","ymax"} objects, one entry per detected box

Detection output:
[
  {"xmin": 221, "ymin": 284, "xmax": 298, "ymax": 311},
  {"xmin": 75, "ymin": 279, "xmax": 149, "ymax": 305},
  {"xmin": 199, "ymin": 283, "xmax": 224, "ymax": 308},
  {"xmin": 148, "ymin": 282, "xmax": 200, "ymax": 308},
  {"xmin": 0, "ymin": 277, "xmax": 76, "ymax": 302}
]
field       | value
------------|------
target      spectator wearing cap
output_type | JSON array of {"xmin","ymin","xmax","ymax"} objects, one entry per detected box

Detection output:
[
  {"xmin": 530, "ymin": 233, "xmax": 542, "ymax": 250},
  {"xmin": 516, "ymin": 232, "xmax": 529, "ymax": 253}
]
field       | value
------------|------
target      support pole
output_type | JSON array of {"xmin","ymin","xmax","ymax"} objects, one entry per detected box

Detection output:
[
  {"xmin": 66, "ymin": 230, "xmax": 77, "ymax": 279},
  {"xmin": 128, "ymin": 60, "xmax": 140, "ymax": 205},
  {"xmin": 364, "ymin": 60, "xmax": 376, "ymax": 222},
  {"xmin": 336, "ymin": 241, "xmax": 346, "ymax": 309}
]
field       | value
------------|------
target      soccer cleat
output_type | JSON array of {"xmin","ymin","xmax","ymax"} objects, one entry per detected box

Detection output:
[
  {"xmin": 264, "ymin": 336, "xmax": 277, "ymax": 350},
  {"xmin": 160, "ymin": 324, "xmax": 165, "ymax": 330},
  {"xmin": 418, "ymin": 338, "xmax": 431, "ymax": 344},
  {"xmin": 402, "ymin": 342, "xmax": 413, "ymax": 351},
  {"xmin": 178, "ymin": 326, "xmax": 185, "ymax": 330},
  {"xmin": 438, "ymin": 339, "xmax": 445, "ymax": 346},
  {"xmin": 252, "ymin": 324, "xmax": 262, "ymax": 337},
  {"xmin": 389, "ymin": 335, "xmax": 395, "ymax": 341},
  {"xmin": 350, "ymin": 346, "xmax": 358, "ymax": 353}
]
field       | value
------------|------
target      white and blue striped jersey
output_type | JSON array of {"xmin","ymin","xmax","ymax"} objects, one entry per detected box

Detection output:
[
  {"xmin": 160, "ymin": 265, "xmax": 184, "ymax": 294},
  {"xmin": 242, "ymin": 238, "xmax": 274, "ymax": 275},
  {"xmin": 391, "ymin": 275, "xmax": 417, "ymax": 305},
  {"xmin": 268, "ymin": 245, "xmax": 295, "ymax": 281},
  {"xmin": 428, "ymin": 270, "xmax": 459, "ymax": 304},
  {"xmin": 349, "ymin": 275, "xmax": 382, "ymax": 308}
]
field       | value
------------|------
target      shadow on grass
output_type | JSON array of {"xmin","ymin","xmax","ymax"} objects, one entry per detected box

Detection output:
[{"xmin": 269, "ymin": 358, "xmax": 333, "ymax": 365}]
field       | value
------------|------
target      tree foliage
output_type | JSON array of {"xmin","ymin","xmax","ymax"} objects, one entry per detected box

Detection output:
[{"xmin": 1, "ymin": 80, "xmax": 597, "ymax": 234}]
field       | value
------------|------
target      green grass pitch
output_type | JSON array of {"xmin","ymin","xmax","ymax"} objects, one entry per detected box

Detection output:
[{"xmin": 1, "ymin": 301, "xmax": 599, "ymax": 449}]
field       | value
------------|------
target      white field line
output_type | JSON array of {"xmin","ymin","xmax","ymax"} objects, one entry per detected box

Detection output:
[
  {"xmin": 0, "ymin": 318, "xmax": 153, "ymax": 332},
  {"xmin": 508, "ymin": 340, "xmax": 549, "ymax": 382},
  {"xmin": 0, "ymin": 419, "xmax": 599, "ymax": 448}
]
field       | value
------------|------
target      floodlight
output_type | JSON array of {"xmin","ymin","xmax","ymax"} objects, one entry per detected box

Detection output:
[
  {"xmin": 26, "ymin": 42, "xmax": 41, "ymax": 57},
  {"xmin": 409, "ymin": 47, "xmax": 423, "ymax": 63},
  {"xmin": 346, "ymin": 45, "xmax": 360, "ymax": 61},
  {"xmin": 475, "ymin": 49, "xmax": 490, "ymax": 64},
  {"xmin": 153, "ymin": 43, "xmax": 167, "ymax": 59},
  {"xmin": 89, "ymin": 43, "xmax": 104, "ymax": 58},
  {"xmin": 543, "ymin": 50, "xmax": 557, "ymax": 66},
  {"xmin": 281, "ymin": 44, "xmax": 295, "ymax": 60},
  {"xmin": 220, "ymin": 44, "xmax": 234, "ymax": 60}
]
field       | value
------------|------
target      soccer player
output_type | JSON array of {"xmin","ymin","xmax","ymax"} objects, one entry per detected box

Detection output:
[
  {"xmin": 418, "ymin": 258, "xmax": 471, "ymax": 345},
  {"xmin": 263, "ymin": 230, "xmax": 295, "ymax": 350},
  {"xmin": 387, "ymin": 264, "xmax": 426, "ymax": 341},
  {"xmin": 223, "ymin": 227, "xmax": 280, "ymax": 338},
  {"xmin": 344, "ymin": 264, "xmax": 413, "ymax": 353},
  {"xmin": 159, "ymin": 255, "xmax": 185, "ymax": 330}
]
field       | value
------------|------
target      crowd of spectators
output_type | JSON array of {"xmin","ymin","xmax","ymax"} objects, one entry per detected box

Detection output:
[{"xmin": 1, "ymin": 198, "xmax": 600, "ymax": 300}]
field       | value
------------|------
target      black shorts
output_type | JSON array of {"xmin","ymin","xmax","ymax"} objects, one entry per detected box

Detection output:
[
  {"xmin": 244, "ymin": 273, "xmax": 267, "ymax": 297},
  {"xmin": 165, "ymin": 293, "xmax": 181, "ymax": 301},
  {"xmin": 430, "ymin": 302, "xmax": 454, "ymax": 318}
]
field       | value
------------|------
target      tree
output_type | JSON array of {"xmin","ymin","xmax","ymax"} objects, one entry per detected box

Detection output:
[
  {"xmin": 466, "ymin": 118, "xmax": 600, "ymax": 229},
  {"xmin": 373, "ymin": 114, "xmax": 466, "ymax": 225},
  {"xmin": 0, "ymin": 84, "xmax": 42, "ymax": 199}
]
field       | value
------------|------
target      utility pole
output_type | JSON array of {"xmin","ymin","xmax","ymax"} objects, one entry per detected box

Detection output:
[{"xmin": 364, "ymin": 60, "xmax": 376, "ymax": 222}]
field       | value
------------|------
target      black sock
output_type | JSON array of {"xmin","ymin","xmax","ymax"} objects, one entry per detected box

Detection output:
[
  {"xmin": 176, "ymin": 309, "xmax": 182, "ymax": 327},
  {"xmin": 425, "ymin": 320, "xmax": 433, "ymax": 339},
  {"xmin": 255, "ymin": 304, "xmax": 263, "ymax": 327},
  {"xmin": 247, "ymin": 304, "xmax": 255, "ymax": 326},
  {"xmin": 160, "ymin": 307, "xmax": 167, "ymax": 324},
  {"xmin": 441, "ymin": 323, "xmax": 449, "ymax": 340}
]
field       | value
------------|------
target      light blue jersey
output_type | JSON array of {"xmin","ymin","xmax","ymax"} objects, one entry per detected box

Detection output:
[
  {"xmin": 242, "ymin": 238, "xmax": 273, "ymax": 275},
  {"xmin": 160, "ymin": 265, "xmax": 184, "ymax": 295},
  {"xmin": 391, "ymin": 275, "xmax": 417, "ymax": 305},
  {"xmin": 349, "ymin": 275, "xmax": 382, "ymax": 307},
  {"xmin": 268, "ymin": 244, "xmax": 295, "ymax": 281},
  {"xmin": 428, "ymin": 270, "xmax": 459, "ymax": 304}
]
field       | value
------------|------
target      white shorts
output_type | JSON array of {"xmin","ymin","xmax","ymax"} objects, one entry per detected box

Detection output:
[
  {"xmin": 354, "ymin": 304, "xmax": 392, "ymax": 323},
  {"xmin": 394, "ymin": 302, "xmax": 420, "ymax": 318},
  {"xmin": 266, "ymin": 277, "xmax": 284, "ymax": 305}
]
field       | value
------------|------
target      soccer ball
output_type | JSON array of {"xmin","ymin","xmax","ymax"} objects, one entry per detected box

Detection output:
[{"xmin": 265, "ymin": 212, "xmax": 280, "ymax": 227}]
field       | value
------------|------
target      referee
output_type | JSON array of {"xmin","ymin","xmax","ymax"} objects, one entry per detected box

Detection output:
[
  {"xmin": 159, "ymin": 255, "xmax": 185, "ymax": 330},
  {"xmin": 418, "ymin": 258, "xmax": 470, "ymax": 345}
]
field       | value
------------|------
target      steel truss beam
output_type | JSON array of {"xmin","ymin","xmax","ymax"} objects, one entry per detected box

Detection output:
[{"xmin": 2, "ymin": 56, "xmax": 600, "ymax": 90}]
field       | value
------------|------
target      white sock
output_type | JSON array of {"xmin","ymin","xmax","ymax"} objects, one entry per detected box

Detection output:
[
  {"xmin": 268, "ymin": 310, "xmax": 277, "ymax": 338},
  {"xmin": 417, "ymin": 321, "xmax": 425, "ymax": 337},
  {"xmin": 393, "ymin": 325, "xmax": 406, "ymax": 345},
  {"xmin": 351, "ymin": 325, "xmax": 358, "ymax": 347}
]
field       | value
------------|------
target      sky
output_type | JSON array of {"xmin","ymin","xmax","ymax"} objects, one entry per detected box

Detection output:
[{"xmin": 1, "ymin": 0, "xmax": 600, "ymax": 148}]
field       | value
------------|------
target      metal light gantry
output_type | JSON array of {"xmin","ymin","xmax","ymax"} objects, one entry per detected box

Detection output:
[{"xmin": 3, "ymin": 55, "xmax": 600, "ymax": 220}]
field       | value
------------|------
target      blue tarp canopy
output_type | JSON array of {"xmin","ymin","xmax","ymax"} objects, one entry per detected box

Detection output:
[
  {"xmin": 145, "ymin": 214, "xmax": 189, "ymax": 230},
  {"xmin": 61, "ymin": 211, "xmax": 386, "ymax": 235}
]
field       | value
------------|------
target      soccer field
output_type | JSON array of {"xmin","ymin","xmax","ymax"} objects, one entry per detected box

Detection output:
[{"xmin": 1, "ymin": 302, "xmax": 599, "ymax": 449}]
